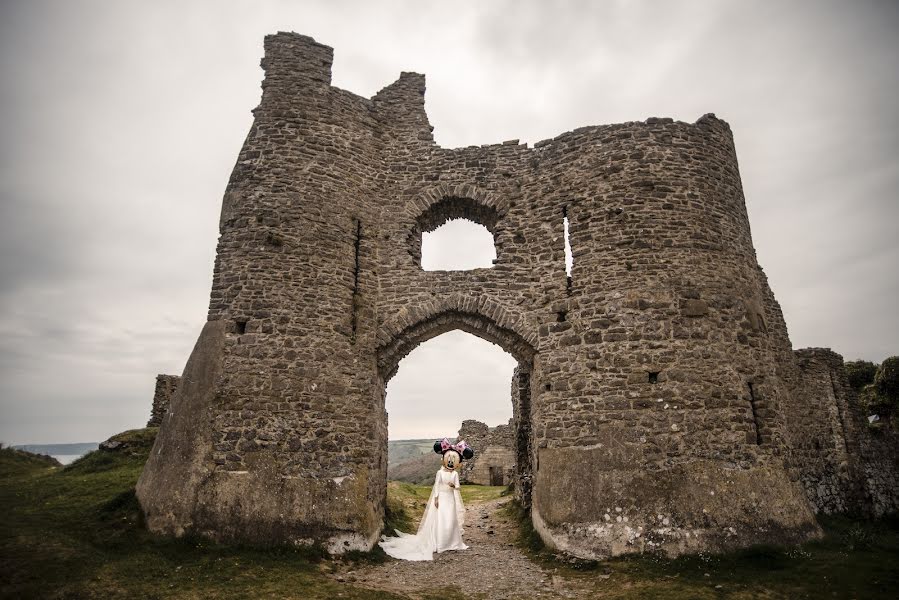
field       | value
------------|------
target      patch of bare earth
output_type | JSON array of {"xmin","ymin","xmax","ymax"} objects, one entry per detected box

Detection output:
[{"xmin": 335, "ymin": 498, "xmax": 597, "ymax": 599}]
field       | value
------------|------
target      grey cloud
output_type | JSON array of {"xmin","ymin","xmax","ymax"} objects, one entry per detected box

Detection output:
[{"xmin": 1, "ymin": 0, "xmax": 896, "ymax": 445}]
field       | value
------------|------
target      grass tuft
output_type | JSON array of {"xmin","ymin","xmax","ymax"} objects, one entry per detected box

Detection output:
[{"xmin": 502, "ymin": 498, "xmax": 546, "ymax": 554}]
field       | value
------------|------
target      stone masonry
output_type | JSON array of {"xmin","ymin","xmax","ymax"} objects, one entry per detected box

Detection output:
[
  {"xmin": 136, "ymin": 32, "xmax": 895, "ymax": 559},
  {"xmin": 458, "ymin": 419, "xmax": 515, "ymax": 486},
  {"xmin": 147, "ymin": 374, "xmax": 180, "ymax": 427},
  {"xmin": 789, "ymin": 349, "xmax": 899, "ymax": 516}
]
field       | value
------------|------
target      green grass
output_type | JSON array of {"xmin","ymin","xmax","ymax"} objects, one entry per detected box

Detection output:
[
  {"xmin": 4, "ymin": 431, "xmax": 898, "ymax": 600},
  {"xmin": 503, "ymin": 498, "xmax": 899, "ymax": 599},
  {"xmin": 0, "ymin": 430, "xmax": 403, "ymax": 599},
  {"xmin": 0, "ymin": 445, "xmax": 60, "ymax": 477}
]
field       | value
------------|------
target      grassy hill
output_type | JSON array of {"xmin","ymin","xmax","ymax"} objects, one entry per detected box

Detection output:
[
  {"xmin": 387, "ymin": 452, "xmax": 441, "ymax": 485},
  {"xmin": 0, "ymin": 429, "xmax": 404, "ymax": 599},
  {"xmin": 387, "ymin": 439, "xmax": 434, "ymax": 469},
  {"xmin": 387, "ymin": 439, "xmax": 445, "ymax": 484},
  {"xmin": 0, "ymin": 444, "xmax": 61, "ymax": 474},
  {"xmin": 3, "ymin": 430, "xmax": 899, "ymax": 598}
]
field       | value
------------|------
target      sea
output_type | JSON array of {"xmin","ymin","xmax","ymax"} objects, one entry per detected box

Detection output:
[{"xmin": 13, "ymin": 443, "xmax": 99, "ymax": 465}]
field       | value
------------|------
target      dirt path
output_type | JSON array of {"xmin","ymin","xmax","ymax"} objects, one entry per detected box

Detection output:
[{"xmin": 333, "ymin": 498, "xmax": 597, "ymax": 599}]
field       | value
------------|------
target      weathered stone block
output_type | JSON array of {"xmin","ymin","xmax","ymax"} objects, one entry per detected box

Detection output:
[{"xmin": 681, "ymin": 299, "xmax": 709, "ymax": 317}]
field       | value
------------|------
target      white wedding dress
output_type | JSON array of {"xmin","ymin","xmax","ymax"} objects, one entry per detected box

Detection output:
[{"xmin": 379, "ymin": 468, "xmax": 468, "ymax": 561}]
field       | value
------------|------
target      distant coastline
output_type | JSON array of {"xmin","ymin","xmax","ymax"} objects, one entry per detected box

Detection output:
[
  {"xmin": 11, "ymin": 440, "xmax": 431, "ymax": 467},
  {"xmin": 51, "ymin": 454, "xmax": 85, "ymax": 465},
  {"xmin": 13, "ymin": 443, "xmax": 98, "ymax": 464}
]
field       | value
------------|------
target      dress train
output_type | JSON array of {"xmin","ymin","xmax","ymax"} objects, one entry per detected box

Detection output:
[{"xmin": 379, "ymin": 468, "xmax": 467, "ymax": 561}]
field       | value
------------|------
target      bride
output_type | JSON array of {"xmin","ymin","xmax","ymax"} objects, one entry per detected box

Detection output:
[{"xmin": 379, "ymin": 439, "xmax": 474, "ymax": 561}]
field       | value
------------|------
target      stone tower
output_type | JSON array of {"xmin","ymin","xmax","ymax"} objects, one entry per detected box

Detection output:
[{"xmin": 136, "ymin": 32, "xmax": 823, "ymax": 558}]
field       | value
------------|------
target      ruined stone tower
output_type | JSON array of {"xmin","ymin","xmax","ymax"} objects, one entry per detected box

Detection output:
[
  {"xmin": 136, "ymin": 32, "xmax": 827, "ymax": 558},
  {"xmin": 458, "ymin": 419, "xmax": 515, "ymax": 486}
]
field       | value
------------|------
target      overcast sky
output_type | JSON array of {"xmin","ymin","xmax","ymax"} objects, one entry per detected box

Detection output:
[{"xmin": 1, "ymin": 0, "xmax": 896, "ymax": 445}]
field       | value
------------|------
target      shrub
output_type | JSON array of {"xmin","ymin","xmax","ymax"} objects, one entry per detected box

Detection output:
[
  {"xmin": 874, "ymin": 356, "xmax": 899, "ymax": 403},
  {"xmin": 856, "ymin": 356, "xmax": 899, "ymax": 424},
  {"xmin": 845, "ymin": 360, "xmax": 878, "ymax": 391}
]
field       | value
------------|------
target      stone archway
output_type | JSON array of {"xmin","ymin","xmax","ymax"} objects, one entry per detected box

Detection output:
[
  {"xmin": 377, "ymin": 298, "xmax": 537, "ymax": 381},
  {"xmin": 376, "ymin": 307, "xmax": 538, "ymax": 508}
]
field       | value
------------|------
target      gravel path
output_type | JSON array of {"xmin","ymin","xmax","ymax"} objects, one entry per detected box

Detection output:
[{"xmin": 334, "ymin": 498, "xmax": 596, "ymax": 599}]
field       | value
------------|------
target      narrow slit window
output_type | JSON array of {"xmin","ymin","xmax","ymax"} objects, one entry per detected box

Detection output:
[
  {"xmin": 563, "ymin": 207, "xmax": 572, "ymax": 278},
  {"xmin": 235, "ymin": 320, "xmax": 248, "ymax": 335}
]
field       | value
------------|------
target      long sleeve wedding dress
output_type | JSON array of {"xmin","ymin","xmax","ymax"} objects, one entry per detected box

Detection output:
[{"xmin": 379, "ymin": 468, "xmax": 468, "ymax": 561}]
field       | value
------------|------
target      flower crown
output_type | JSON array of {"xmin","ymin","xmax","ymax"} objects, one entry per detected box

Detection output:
[{"xmin": 433, "ymin": 438, "xmax": 474, "ymax": 460}]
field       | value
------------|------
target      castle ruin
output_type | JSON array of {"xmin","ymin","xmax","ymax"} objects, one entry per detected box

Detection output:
[
  {"xmin": 136, "ymin": 32, "xmax": 898, "ymax": 559},
  {"xmin": 458, "ymin": 419, "xmax": 515, "ymax": 486},
  {"xmin": 147, "ymin": 374, "xmax": 180, "ymax": 427}
]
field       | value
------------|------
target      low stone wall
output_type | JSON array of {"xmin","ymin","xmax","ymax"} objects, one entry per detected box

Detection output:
[
  {"xmin": 790, "ymin": 348, "xmax": 899, "ymax": 516},
  {"xmin": 861, "ymin": 431, "xmax": 899, "ymax": 515},
  {"xmin": 789, "ymin": 349, "xmax": 857, "ymax": 513},
  {"xmin": 148, "ymin": 374, "xmax": 181, "ymax": 427}
]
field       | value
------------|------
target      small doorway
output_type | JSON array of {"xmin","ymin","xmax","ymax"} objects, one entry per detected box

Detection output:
[{"xmin": 489, "ymin": 466, "xmax": 504, "ymax": 487}]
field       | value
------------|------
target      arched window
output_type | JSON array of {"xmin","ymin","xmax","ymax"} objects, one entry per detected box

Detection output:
[
  {"xmin": 410, "ymin": 197, "xmax": 499, "ymax": 271},
  {"xmin": 422, "ymin": 220, "xmax": 496, "ymax": 270}
]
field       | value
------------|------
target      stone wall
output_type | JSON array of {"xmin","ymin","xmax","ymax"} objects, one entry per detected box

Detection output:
[
  {"xmin": 859, "ymin": 426, "xmax": 899, "ymax": 515},
  {"xmin": 147, "ymin": 374, "xmax": 180, "ymax": 427},
  {"xmin": 788, "ymin": 349, "xmax": 858, "ymax": 513},
  {"xmin": 510, "ymin": 365, "xmax": 535, "ymax": 508},
  {"xmin": 137, "ymin": 32, "xmax": 826, "ymax": 558},
  {"xmin": 790, "ymin": 348, "xmax": 899, "ymax": 515},
  {"xmin": 458, "ymin": 419, "xmax": 515, "ymax": 486}
]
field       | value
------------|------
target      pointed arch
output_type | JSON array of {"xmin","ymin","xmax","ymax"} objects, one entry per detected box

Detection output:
[{"xmin": 376, "ymin": 295, "xmax": 536, "ymax": 382}]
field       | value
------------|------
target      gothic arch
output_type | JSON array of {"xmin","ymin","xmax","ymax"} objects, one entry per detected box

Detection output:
[{"xmin": 376, "ymin": 294, "xmax": 537, "ymax": 381}]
